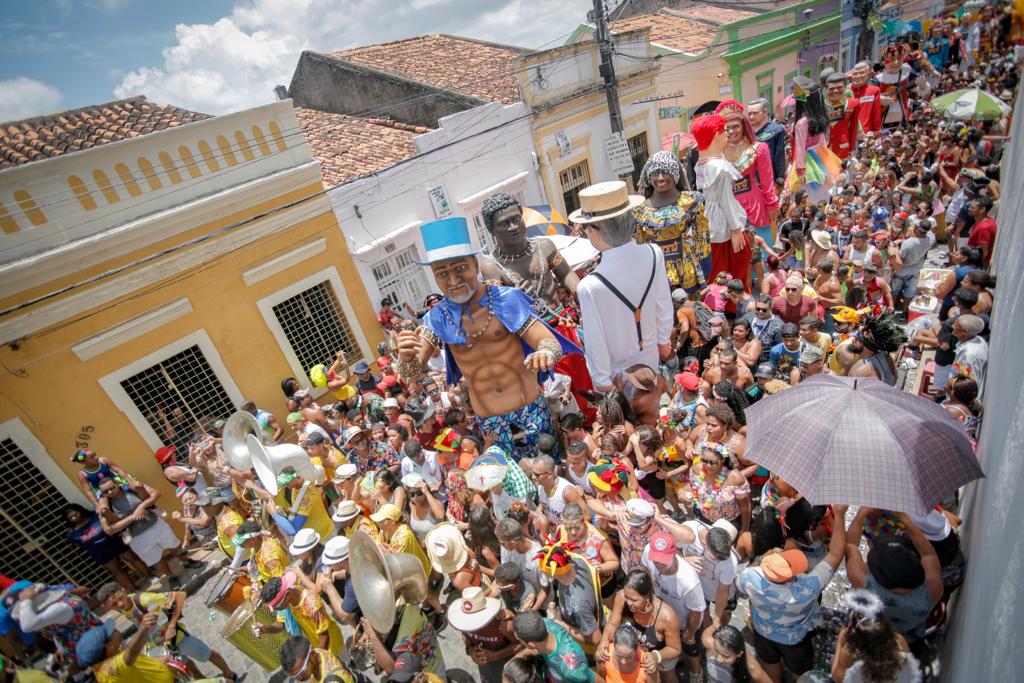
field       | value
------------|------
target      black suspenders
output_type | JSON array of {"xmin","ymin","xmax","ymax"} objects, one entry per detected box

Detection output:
[{"xmin": 589, "ymin": 245, "xmax": 657, "ymax": 351}]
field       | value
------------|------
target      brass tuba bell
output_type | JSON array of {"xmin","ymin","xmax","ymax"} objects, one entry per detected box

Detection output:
[
  {"xmin": 246, "ymin": 434, "xmax": 324, "ymax": 495},
  {"xmin": 349, "ymin": 531, "xmax": 428, "ymax": 634},
  {"xmin": 222, "ymin": 410, "xmax": 270, "ymax": 470}
]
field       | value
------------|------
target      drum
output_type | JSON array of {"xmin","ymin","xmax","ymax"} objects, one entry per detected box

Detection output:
[
  {"xmin": 205, "ymin": 568, "xmax": 251, "ymax": 614},
  {"xmin": 221, "ymin": 598, "xmax": 289, "ymax": 671}
]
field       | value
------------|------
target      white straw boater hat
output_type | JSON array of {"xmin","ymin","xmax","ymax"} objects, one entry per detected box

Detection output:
[
  {"xmin": 288, "ymin": 528, "xmax": 320, "ymax": 556},
  {"xmin": 568, "ymin": 180, "xmax": 644, "ymax": 224},
  {"xmin": 447, "ymin": 586, "xmax": 501, "ymax": 633},
  {"xmin": 414, "ymin": 217, "xmax": 484, "ymax": 265},
  {"xmin": 425, "ymin": 523, "xmax": 470, "ymax": 574},
  {"xmin": 811, "ymin": 229, "xmax": 833, "ymax": 250}
]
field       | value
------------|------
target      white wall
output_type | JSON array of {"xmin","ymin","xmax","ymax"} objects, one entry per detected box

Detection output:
[
  {"xmin": 326, "ymin": 101, "xmax": 545, "ymax": 310},
  {"xmin": 940, "ymin": 86, "xmax": 1024, "ymax": 683}
]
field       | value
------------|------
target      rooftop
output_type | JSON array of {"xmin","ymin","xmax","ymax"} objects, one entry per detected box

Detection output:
[
  {"xmin": 669, "ymin": 5, "xmax": 758, "ymax": 25},
  {"xmin": 330, "ymin": 34, "xmax": 526, "ymax": 104},
  {"xmin": 611, "ymin": 10, "xmax": 720, "ymax": 53},
  {"xmin": 294, "ymin": 107, "xmax": 431, "ymax": 185},
  {"xmin": 0, "ymin": 96, "xmax": 209, "ymax": 169}
]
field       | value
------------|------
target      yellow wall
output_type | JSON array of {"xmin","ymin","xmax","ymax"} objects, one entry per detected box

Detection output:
[{"xmin": 0, "ymin": 179, "xmax": 383, "ymax": 516}]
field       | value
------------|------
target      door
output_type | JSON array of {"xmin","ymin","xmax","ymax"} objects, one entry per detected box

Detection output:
[{"xmin": 0, "ymin": 436, "xmax": 113, "ymax": 587}]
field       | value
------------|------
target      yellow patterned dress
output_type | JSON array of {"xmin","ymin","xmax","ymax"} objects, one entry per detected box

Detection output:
[{"xmin": 633, "ymin": 192, "xmax": 710, "ymax": 290}]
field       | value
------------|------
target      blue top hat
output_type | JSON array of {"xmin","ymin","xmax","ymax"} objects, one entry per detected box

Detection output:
[{"xmin": 414, "ymin": 217, "xmax": 484, "ymax": 265}]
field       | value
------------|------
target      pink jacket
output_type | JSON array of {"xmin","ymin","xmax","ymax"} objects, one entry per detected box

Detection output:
[{"xmin": 732, "ymin": 141, "xmax": 779, "ymax": 228}]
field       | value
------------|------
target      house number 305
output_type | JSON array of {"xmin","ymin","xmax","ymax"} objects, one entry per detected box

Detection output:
[{"xmin": 74, "ymin": 425, "xmax": 95, "ymax": 449}]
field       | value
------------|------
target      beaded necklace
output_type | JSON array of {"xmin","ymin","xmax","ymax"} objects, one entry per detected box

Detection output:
[{"xmin": 442, "ymin": 287, "xmax": 495, "ymax": 349}]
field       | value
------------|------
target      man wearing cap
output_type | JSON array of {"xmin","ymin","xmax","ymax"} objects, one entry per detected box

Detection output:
[
  {"xmin": 574, "ymin": 180, "xmax": 673, "ymax": 391},
  {"xmin": 303, "ymin": 431, "xmax": 346, "ymax": 489},
  {"xmin": 76, "ymin": 611, "xmax": 174, "ymax": 682},
  {"xmin": 259, "ymin": 569, "xmax": 344, "ymax": 653},
  {"xmin": 351, "ymin": 360, "xmax": 383, "ymax": 398},
  {"xmin": 616, "ymin": 499, "xmax": 692, "ymax": 574},
  {"xmin": 448, "ymin": 586, "xmax": 518, "ymax": 682},
  {"xmin": 477, "ymin": 192, "xmax": 595, "ymax": 418},
  {"xmin": 824, "ymin": 72, "xmax": 860, "ymax": 160},
  {"xmin": 790, "ymin": 345, "xmax": 825, "ymax": 385},
  {"xmin": 768, "ymin": 323, "xmax": 805, "ymax": 377},
  {"xmin": 331, "ymin": 499, "xmax": 379, "ymax": 542},
  {"xmin": 155, "ymin": 444, "xmax": 207, "ymax": 494},
  {"xmin": 287, "ymin": 410, "xmax": 331, "ymax": 444},
  {"xmin": 317, "ymin": 536, "xmax": 361, "ymax": 627},
  {"xmin": 642, "ymin": 530, "xmax": 705, "ymax": 680},
  {"xmin": 536, "ymin": 540, "xmax": 603, "ymax": 652},
  {"xmin": 738, "ymin": 504, "xmax": 848, "ymax": 680},
  {"xmin": 229, "ymin": 519, "xmax": 288, "ymax": 584},
  {"xmin": 849, "ymin": 62, "xmax": 882, "ymax": 134},
  {"xmin": 396, "ymin": 217, "xmax": 579, "ymax": 458}
]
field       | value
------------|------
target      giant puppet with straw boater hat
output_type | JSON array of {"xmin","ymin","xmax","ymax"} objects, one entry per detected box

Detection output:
[{"xmin": 396, "ymin": 217, "xmax": 582, "ymax": 457}]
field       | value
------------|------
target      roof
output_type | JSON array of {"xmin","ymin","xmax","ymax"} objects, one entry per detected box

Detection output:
[
  {"xmin": 294, "ymin": 107, "xmax": 431, "ymax": 185},
  {"xmin": 669, "ymin": 5, "xmax": 758, "ymax": 26},
  {"xmin": 330, "ymin": 34, "xmax": 526, "ymax": 104},
  {"xmin": 611, "ymin": 10, "xmax": 722, "ymax": 53},
  {"xmin": 0, "ymin": 96, "xmax": 209, "ymax": 169}
]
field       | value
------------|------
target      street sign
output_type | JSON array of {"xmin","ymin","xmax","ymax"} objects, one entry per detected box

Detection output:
[{"xmin": 603, "ymin": 131, "xmax": 634, "ymax": 176}]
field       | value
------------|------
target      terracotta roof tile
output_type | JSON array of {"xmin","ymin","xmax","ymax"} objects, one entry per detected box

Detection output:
[
  {"xmin": 294, "ymin": 107, "xmax": 432, "ymax": 186},
  {"xmin": 612, "ymin": 10, "xmax": 724, "ymax": 53},
  {"xmin": 0, "ymin": 96, "xmax": 209, "ymax": 169},
  {"xmin": 670, "ymin": 6, "xmax": 758, "ymax": 26},
  {"xmin": 330, "ymin": 34, "xmax": 525, "ymax": 104}
]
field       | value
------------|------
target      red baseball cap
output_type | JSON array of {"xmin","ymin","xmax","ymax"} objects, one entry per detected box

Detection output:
[
  {"xmin": 647, "ymin": 531, "xmax": 676, "ymax": 565},
  {"xmin": 674, "ymin": 371, "xmax": 700, "ymax": 392},
  {"xmin": 376, "ymin": 356, "xmax": 392, "ymax": 370},
  {"xmin": 154, "ymin": 445, "xmax": 176, "ymax": 465}
]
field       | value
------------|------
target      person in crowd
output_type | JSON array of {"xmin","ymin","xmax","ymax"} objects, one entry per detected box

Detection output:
[
  {"xmin": 513, "ymin": 610, "xmax": 594, "ymax": 683},
  {"xmin": 70, "ymin": 447, "xmax": 133, "ymax": 506},
  {"xmin": 75, "ymin": 612, "xmax": 172, "ymax": 681},
  {"xmin": 536, "ymin": 539, "xmax": 603, "ymax": 652},
  {"xmin": 830, "ymin": 590, "xmax": 921, "ymax": 683},
  {"xmin": 448, "ymin": 586, "xmax": 519, "ymax": 683},
  {"xmin": 64, "ymin": 503, "xmax": 149, "ymax": 590}
]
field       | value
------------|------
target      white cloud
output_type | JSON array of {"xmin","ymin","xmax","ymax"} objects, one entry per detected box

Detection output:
[
  {"xmin": 115, "ymin": 0, "xmax": 592, "ymax": 115},
  {"xmin": 0, "ymin": 77, "xmax": 62, "ymax": 121}
]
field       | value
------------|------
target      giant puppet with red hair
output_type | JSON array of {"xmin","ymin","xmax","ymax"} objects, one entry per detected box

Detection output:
[{"xmin": 715, "ymin": 99, "xmax": 779, "ymax": 284}]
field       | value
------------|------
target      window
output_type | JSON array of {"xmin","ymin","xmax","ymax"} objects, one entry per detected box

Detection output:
[
  {"xmin": 0, "ymin": 437, "xmax": 114, "ymax": 587},
  {"xmin": 558, "ymin": 159, "xmax": 592, "ymax": 215},
  {"xmin": 373, "ymin": 246, "xmax": 433, "ymax": 311},
  {"xmin": 121, "ymin": 345, "xmax": 236, "ymax": 453},
  {"xmin": 627, "ymin": 132, "xmax": 650, "ymax": 192},
  {"xmin": 271, "ymin": 281, "xmax": 363, "ymax": 377},
  {"xmin": 756, "ymin": 71, "xmax": 775, "ymax": 118}
]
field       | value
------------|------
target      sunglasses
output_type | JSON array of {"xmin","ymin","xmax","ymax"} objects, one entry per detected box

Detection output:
[
  {"xmin": 755, "ymin": 307, "xmax": 770, "ymax": 313},
  {"xmin": 408, "ymin": 489, "xmax": 424, "ymax": 498},
  {"xmin": 785, "ymin": 287, "xmax": 800, "ymax": 292}
]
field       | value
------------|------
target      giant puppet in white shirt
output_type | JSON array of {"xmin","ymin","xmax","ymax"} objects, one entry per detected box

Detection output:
[{"xmin": 874, "ymin": 44, "xmax": 931, "ymax": 128}]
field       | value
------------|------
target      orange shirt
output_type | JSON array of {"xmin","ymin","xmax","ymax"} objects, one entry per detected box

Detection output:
[{"xmin": 603, "ymin": 657, "xmax": 650, "ymax": 683}]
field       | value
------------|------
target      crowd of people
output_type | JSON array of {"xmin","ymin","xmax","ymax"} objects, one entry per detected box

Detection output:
[{"xmin": 0, "ymin": 3, "xmax": 1013, "ymax": 683}]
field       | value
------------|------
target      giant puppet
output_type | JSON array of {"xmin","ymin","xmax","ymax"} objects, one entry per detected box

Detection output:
[
  {"xmin": 477, "ymin": 192, "xmax": 595, "ymax": 419},
  {"xmin": 787, "ymin": 76, "xmax": 843, "ymax": 204},
  {"xmin": 824, "ymin": 72, "xmax": 860, "ymax": 161},
  {"xmin": 875, "ymin": 44, "xmax": 931, "ymax": 129},
  {"xmin": 396, "ymin": 218, "xmax": 581, "ymax": 458}
]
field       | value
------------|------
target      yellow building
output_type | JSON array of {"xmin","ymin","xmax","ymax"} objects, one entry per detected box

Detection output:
[{"xmin": 0, "ymin": 97, "xmax": 382, "ymax": 586}]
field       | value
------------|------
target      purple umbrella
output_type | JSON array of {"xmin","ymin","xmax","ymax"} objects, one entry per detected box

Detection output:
[{"xmin": 744, "ymin": 374, "xmax": 983, "ymax": 514}]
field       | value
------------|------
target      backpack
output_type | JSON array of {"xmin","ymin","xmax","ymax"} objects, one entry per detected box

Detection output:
[{"xmin": 692, "ymin": 300, "xmax": 717, "ymax": 342}]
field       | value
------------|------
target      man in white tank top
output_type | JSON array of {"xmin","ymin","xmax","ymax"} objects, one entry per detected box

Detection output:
[{"xmin": 530, "ymin": 454, "xmax": 583, "ymax": 538}]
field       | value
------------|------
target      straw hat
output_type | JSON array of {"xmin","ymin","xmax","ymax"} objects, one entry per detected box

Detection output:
[
  {"xmin": 568, "ymin": 180, "xmax": 644, "ymax": 224},
  {"xmin": 425, "ymin": 523, "xmax": 470, "ymax": 574},
  {"xmin": 332, "ymin": 499, "xmax": 361, "ymax": 523},
  {"xmin": 447, "ymin": 586, "xmax": 501, "ymax": 633},
  {"xmin": 320, "ymin": 536, "xmax": 350, "ymax": 566},
  {"xmin": 811, "ymin": 229, "xmax": 833, "ymax": 250}
]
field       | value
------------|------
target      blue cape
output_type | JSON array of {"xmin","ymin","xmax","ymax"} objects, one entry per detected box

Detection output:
[{"xmin": 423, "ymin": 285, "xmax": 583, "ymax": 387}]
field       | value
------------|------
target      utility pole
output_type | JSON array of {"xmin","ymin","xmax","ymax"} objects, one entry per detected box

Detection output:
[{"xmin": 593, "ymin": 0, "xmax": 624, "ymax": 136}]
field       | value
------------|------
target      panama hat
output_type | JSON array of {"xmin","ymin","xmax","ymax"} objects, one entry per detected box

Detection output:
[
  {"xmin": 447, "ymin": 586, "xmax": 501, "ymax": 633},
  {"xmin": 320, "ymin": 536, "xmax": 350, "ymax": 566},
  {"xmin": 811, "ymin": 229, "xmax": 833, "ymax": 250},
  {"xmin": 568, "ymin": 180, "xmax": 644, "ymax": 224},
  {"xmin": 425, "ymin": 523, "xmax": 470, "ymax": 574},
  {"xmin": 413, "ymin": 217, "xmax": 484, "ymax": 265},
  {"xmin": 332, "ymin": 499, "xmax": 361, "ymax": 523},
  {"xmin": 288, "ymin": 528, "xmax": 321, "ymax": 556}
]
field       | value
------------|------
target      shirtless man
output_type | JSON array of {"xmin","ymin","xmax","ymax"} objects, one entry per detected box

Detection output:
[
  {"xmin": 397, "ymin": 217, "xmax": 579, "ymax": 458},
  {"xmin": 702, "ymin": 346, "xmax": 753, "ymax": 393},
  {"xmin": 848, "ymin": 314, "xmax": 906, "ymax": 386},
  {"xmin": 813, "ymin": 261, "xmax": 843, "ymax": 322},
  {"xmin": 478, "ymin": 192, "xmax": 594, "ymax": 419}
]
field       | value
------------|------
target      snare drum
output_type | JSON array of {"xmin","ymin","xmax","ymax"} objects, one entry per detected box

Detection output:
[
  {"xmin": 205, "ymin": 568, "xmax": 251, "ymax": 614},
  {"xmin": 146, "ymin": 646, "xmax": 191, "ymax": 681}
]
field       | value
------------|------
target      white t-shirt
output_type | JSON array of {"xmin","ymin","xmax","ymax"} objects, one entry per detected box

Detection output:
[
  {"xmin": 641, "ymin": 546, "xmax": 706, "ymax": 622},
  {"xmin": 501, "ymin": 539, "xmax": 550, "ymax": 591},
  {"xmin": 400, "ymin": 449, "xmax": 443, "ymax": 488},
  {"xmin": 681, "ymin": 520, "xmax": 738, "ymax": 602}
]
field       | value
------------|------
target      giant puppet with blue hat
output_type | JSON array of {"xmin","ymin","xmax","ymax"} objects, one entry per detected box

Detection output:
[{"xmin": 395, "ymin": 217, "xmax": 581, "ymax": 458}]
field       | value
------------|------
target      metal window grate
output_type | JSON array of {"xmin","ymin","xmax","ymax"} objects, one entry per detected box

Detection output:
[
  {"xmin": 271, "ymin": 281, "xmax": 362, "ymax": 375},
  {"xmin": 121, "ymin": 345, "xmax": 235, "ymax": 453},
  {"xmin": 0, "ymin": 438, "xmax": 112, "ymax": 587},
  {"xmin": 559, "ymin": 160, "xmax": 592, "ymax": 216},
  {"xmin": 627, "ymin": 133, "xmax": 650, "ymax": 191}
]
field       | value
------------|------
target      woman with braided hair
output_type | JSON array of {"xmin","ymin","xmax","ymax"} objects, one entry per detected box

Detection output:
[
  {"xmin": 849, "ymin": 313, "xmax": 907, "ymax": 386},
  {"xmin": 632, "ymin": 151, "xmax": 712, "ymax": 292}
]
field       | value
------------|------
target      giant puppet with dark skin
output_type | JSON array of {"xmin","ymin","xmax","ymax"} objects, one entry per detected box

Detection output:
[
  {"xmin": 396, "ymin": 217, "xmax": 581, "ymax": 459},
  {"xmin": 477, "ymin": 192, "xmax": 595, "ymax": 419}
]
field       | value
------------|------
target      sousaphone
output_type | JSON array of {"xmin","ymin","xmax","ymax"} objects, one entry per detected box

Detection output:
[
  {"xmin": 349, "ymin": 530, "xmax": 427, "ymax": 633},
  {"xmin": 246, "ymin": 434, "xmax": 324, "ymax": 495},
  {"xmin": 222, "ymin": 410, "xmax": 270, "ymax": 470}
]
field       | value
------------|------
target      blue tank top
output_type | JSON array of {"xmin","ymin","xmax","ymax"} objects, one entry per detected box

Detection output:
[{"xmin": 866, "ymin": 573, "xmax": 933, "ymax": 642}]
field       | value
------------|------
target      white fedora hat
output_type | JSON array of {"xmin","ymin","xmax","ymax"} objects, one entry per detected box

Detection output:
[
  {"xmin": 568, "ymin": 180, "xmax": 644, "ymax": 225},
  {"xmin": 447, "ymin": 586, "xmax": 501, "ymax": 633},
  {"xmin": 332, "ymin": 499, "xmax": 361, "ymax": 523},
  {"xmin": 811, "ymin": 229, "xmax": 833, "ymax": 250},
  {"xmin": 288, "ymin": 528, "xmax": 321, "ymax": 556},
  {"xmin": 425, "ymin": 523, "xmax": 469, "ymax": 574},
  {"xmin": 320, "ymin": 536, "xmax": 350, "ymax": 565}
]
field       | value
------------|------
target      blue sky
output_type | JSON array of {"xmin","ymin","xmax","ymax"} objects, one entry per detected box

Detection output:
[{"xmin": 0, "ymin": 0, "xmax": 592, "ymax": 121}]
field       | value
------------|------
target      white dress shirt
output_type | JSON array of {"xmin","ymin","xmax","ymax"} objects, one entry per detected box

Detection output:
[
  {"xmin": 695, "ymin": 157, "xmax": 746, "ymax": 243},
  {"xmin": 577, "ymin": 240, "xmax": 673, "ymax": 388}
]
